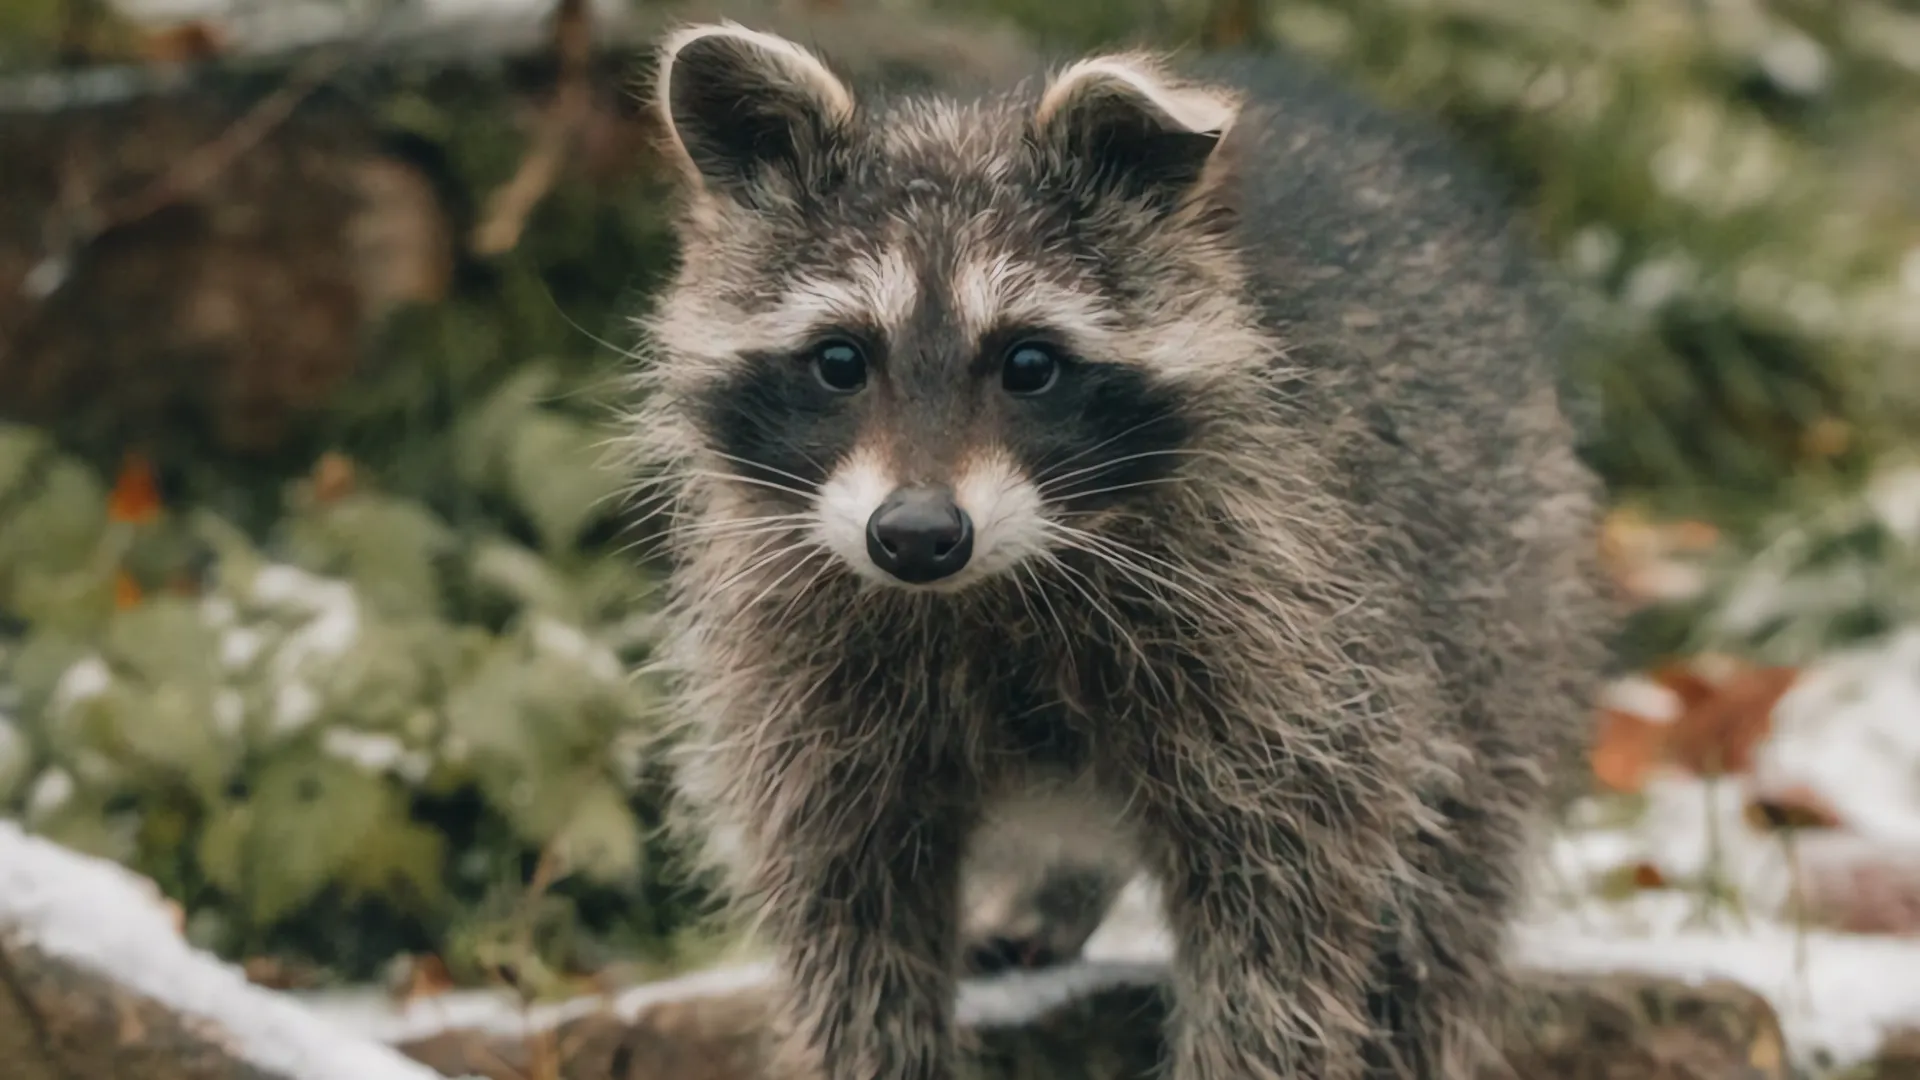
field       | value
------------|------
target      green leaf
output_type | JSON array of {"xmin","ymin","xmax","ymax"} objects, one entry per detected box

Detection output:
[
  {"xmin": 312, "ymin": 619, "xmax": 442, "ymax": 733},
  {"xmin": 503, "ymin": 410, "xmax": 626, "ymax": 554},
  {"xmin": 0, "ymin": 716, "xmax": 32, "ymax": 804},
  {"xmin": 198, "ymin": 754, "xmax": 414, "ymax": 927},
  {"xmin": 278, "ymin": 493, "xmax": 456, "ymax": 620},
  {"xmin": 102, "ymin": 598, "xmax": 219, "ymax": 689},
  {"xmin": 551, "ymin": 781, "xmax": 643, "ymax": 887},
  {"xmin": 453, "ymin": 364, "xmax": 558, "ymax": 492},
  {"xmin": 0, "ymin": 423, "xmax": 52, "ymax": 503},
  {"xmin": 0, "ymin": 457, "xmax": 107, "ymax": 580}
]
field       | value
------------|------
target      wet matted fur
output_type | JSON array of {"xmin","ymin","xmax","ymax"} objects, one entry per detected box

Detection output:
[{"xmin": 623, "ymin": 21, "xmax": 1614, "ymax": 1080}]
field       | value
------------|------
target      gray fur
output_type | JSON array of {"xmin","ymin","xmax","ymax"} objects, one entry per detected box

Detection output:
[{"xmin": 626, "ymin": 24, "xmax": 1615, "ymax": 1080}]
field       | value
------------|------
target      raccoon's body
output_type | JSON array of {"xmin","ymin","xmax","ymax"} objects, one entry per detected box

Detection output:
[{"xmin": 630, "ymin": 23, "xmax": 1612, "ymax": 1080}]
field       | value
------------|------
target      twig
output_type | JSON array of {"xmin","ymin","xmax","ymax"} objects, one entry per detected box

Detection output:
[
  {"xmin": 513, "ymin": 840, "xmax": 569, "ymax": 1080},
  {"xmin": 471, "ymin": 0, "xmax": 593, "ymax": 257},
  {"xmin": 88, "ymin": 44, "xmax": 350, "ymax": 235}
]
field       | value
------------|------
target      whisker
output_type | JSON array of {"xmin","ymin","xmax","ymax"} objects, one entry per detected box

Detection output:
[
  {"xmin": 701, "ymin": 449, "xmax": 823, "ymax": 493},
  {"xmin": 1033, "ymin": 552, "xmax": 1172, "ymax": 700},
  {"xmin": 734, "ymin": 546, "xmax": 833, "ymax": 626},
  {"xmin": 761, "ymin": 551, "xmax": 843, "ymax": 638},
  {"xmin": 1041, "ymin": 521, "xmax": 1237, "ymax": 614},
  {"xmin": 665, "ymin": 514, "xmax": 816, "ymax": 541},
  {"xmin": 1037, "ymin": 448, "xmax": 1213, "ymax": 495},
  {"xmin": 1032, "ymin": 415, "xmax": 1185, "ymax": 485},
  {"xmin": 1045, "ymin": 476, "xmax": 1195, "ymax": 504},
  {"xmin": 680, "ymin": 469, "xmax": 816, "ymax": 502},
  {"xmin": 703, "ymin": 535, "xmax": 819, "ymax": 598}
]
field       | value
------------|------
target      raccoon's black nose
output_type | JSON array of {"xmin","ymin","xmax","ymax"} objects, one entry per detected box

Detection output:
[{"xmin": 866, "ymin": 487, "xmax": 974, "ymax": 584}]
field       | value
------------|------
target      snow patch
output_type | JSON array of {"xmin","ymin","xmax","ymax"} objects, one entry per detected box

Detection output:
[
  {"xmin": 272, "ymin": 681, "xmax": 322, "ymax": 736},
  {"xmin": 24, "ymin": 768, "xmax": 75, "ymax": 820},
  {"xmin": 1756, "ymin": 628, "xmax": 1920, "ymax": 845},
  {"xmin": 529, "ymin": 615, "xmax": 622, "ymax": 683},
  {"xmin": 321, "ymin": 729, "xmax": 432, "ymax": 784},
  {"xmin": 305, "ymin": 960, "xmax": 776, "ymax": 1045},
  {"xmin": 1599, "ymin": 674, "xmax": 1685, "ymax": 723},
  {"xmin": 48, "ymin": 655, "xmax": 112, "ymax": 715},
  {"xmin": 0, "ymin": 820, "xmax": 454, "ymax": 1080}
]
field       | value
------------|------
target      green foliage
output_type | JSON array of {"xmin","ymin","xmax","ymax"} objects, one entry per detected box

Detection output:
[
  {"xmin": 1248, "ymin": 0, "xmax": 1920, "ymax": 518},
  {"xmin": 1625, "ymin": 459, "xmax": 1920, "ymax": 668},
  {"xmin": 0, "ymin": 379, "xmax": 692, "ymax": 985}
]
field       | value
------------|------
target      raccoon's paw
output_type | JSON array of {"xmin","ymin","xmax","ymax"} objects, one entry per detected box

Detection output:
[{"xmin": 960, "ymin": 861, "xmax": 1128, "ymax": 976}]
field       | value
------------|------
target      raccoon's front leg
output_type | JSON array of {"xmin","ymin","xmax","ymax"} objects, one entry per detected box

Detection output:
[
  {"xmin": 1360, "ymin": 786, "xmax": 1537, "ymax": 1079},
  {"xmin": 1133, "ymin": 747, "xmax": 1401, "ymax": 1080},
  {"xmin": 754, "ymin": 771, "xmax": 971, "ymax": 1080}
]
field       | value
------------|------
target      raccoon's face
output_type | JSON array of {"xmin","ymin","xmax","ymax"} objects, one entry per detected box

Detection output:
[{"xmin": 644, "ymin": 24, "xmax": 1262, "ymax": 593}]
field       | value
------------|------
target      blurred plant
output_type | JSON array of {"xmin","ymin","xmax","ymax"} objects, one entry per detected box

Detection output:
[{"xmin": 0, "ymin": 399, "xmax": 714, "ymax": 986}]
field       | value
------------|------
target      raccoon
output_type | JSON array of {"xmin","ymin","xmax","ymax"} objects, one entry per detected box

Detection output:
[{"xmin": 628, "ymin": 20, "xmax": 1613, "ymax": 1080}]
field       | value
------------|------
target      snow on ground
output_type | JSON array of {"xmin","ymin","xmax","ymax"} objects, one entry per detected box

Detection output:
[
  {"xmin": 0, "ymin": 821, "xmax": 458, "ymax": 1080},
  {"xmin": 303, "ymin": 960, "xmax": 775, "ymax": 1045}
]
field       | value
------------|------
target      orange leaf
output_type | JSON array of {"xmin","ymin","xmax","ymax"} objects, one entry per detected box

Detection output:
[
  {"xmin": 1667, "ymin": 666, "xmax": 1797, "ymax": 778},
  {"xmin": 390, "ymin": 954, "xmax": 457, "ymax": 1004},
  {"xmin": 108, "ymin": 452, "xmax": 163, "ymax": 525},
  {"xmin": 114, "ymin": 571, "xmax": 145, "ymax": 610},
  {"xmin": 1591, "ymin": 707, "xmax": 1666, "ymax": 794},
  {"xmin": 310, "ymin": 451, "xmax": 357, "ymax": 503}
]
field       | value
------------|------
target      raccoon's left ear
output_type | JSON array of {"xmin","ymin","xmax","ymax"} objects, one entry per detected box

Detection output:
[
  {"xmin": 653, "ymin": 23, "xmax": 855, "ymax": 203},
  {"xmin": 1033, "ymin": 55, "xmax": 1239, "ymax": 213}
]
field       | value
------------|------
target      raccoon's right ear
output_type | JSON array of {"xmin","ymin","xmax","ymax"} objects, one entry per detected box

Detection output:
[
  {"xmin": 653, "ymin": 23, "xmax": 855, "ymax": 202},
  {"xmin": 1033, "ymin": 54, "xmax": 1239, "ymax": 216}
]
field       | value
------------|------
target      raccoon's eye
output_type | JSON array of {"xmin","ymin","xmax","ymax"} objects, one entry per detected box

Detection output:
[
  {"xmin": 1001, "ymin": 341, "xmax": 1061, "ymax": 396},
  {"xmin": 810, "ymin": 339, "xmax": 868, "ymax": 393}
]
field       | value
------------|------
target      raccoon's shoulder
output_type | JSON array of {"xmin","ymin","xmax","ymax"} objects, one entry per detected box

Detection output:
[
  {"xmin": 1189, "ymin": 49, "xmax": 1596, "ymax": 435},
  {"xmin": 1187, "ymin": 49, "xmax": 1539, "ymax": 291}
]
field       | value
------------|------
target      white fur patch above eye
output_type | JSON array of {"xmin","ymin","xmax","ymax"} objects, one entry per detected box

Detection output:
[
  {"xmin": 752, "ymin": 245, "xmax": 919, "ymax": 350},
  {"xmin": 1035, "ymin": 53, "xmax": 1240, "ymax": 137},
  {"xmin": 950, "ymin": 253, "xmax": 1113, "ymax": 349},
  {"xmin": 954, "ymin": 450, "xmax": 1051, "ymax": 581}
]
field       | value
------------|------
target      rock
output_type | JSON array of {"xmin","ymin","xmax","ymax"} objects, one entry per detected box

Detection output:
[
  {"xmin": 381, "ymin": 960, "xmax": 1790, "ymax": 1080},
  {"xmin": 0, "ymin": 937, "xmax": 281, "ymax": 1080},
  {"xmin": 0, "ymin": 815, "xmax": 1812, "ymax": 1080}
]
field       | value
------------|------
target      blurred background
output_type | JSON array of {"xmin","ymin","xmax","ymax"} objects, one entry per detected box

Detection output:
[{"xmin": 2, "ymin": 0, "xmax": 1920, "ymax": 1071}]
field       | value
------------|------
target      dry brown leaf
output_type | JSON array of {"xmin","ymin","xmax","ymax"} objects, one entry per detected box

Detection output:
[
  {"xmin": 1590, "ymin": 661, "xmax": 1799, "ymax": 792},
  {"xmin": 1746, "ymin": 785, "xmax": 1844, "ymax": 832},
  {"xmin": 1598, "ymin": 508, "xmax": 1719, "ymax": 605},
  {"xmin": 1630, "ymin": 862, "xmax": 1668, "ymax": 890},
  {"xmin": 242, "ymin": 955, "xmax": 323, "ymax": 990},
  {"xmin": 1665, "ymin": 665, "xmax": 1797, "ymax": 778},
  {"xmin": 390, "ymin": 953, "xmax": 458, "ymax": 1004},
  {"xmin": 1799, "ymin": 416, "xmax": 1853, "ymax": 461},
  {"xmin": 138, "ymin": 20, "xmax": 230, "ymax": 64},
  {"xmin": 310, "ymin": 451, "xmax": 357, "ymax": 504}
]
